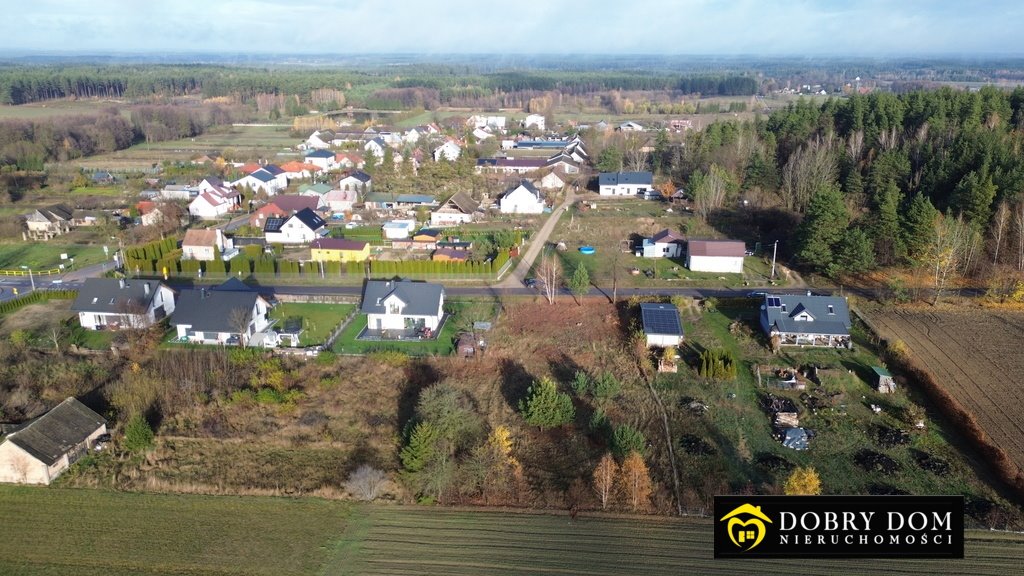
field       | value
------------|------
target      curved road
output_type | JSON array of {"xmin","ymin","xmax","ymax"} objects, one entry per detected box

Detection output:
[{"xmin": 495, "ymin": 188, "xmax": 575, "ymax": 289}]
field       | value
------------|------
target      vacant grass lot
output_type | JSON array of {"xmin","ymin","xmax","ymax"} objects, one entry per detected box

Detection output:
[
  {"xmin": 0, "ymin": 485, "xmax": 349, "ymax": 576},
  {"xmin": 0, "ymin": 242, "xmax": 107, "ymax": 270},
  {"xmin": 269, "ymin": 302, "xmax": 355, "ymax": 346}
]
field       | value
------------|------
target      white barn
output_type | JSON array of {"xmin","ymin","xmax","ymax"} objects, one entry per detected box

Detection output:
[{"xmin": 686, "ymin": 240, "xmax": 745, "ymax": 273}]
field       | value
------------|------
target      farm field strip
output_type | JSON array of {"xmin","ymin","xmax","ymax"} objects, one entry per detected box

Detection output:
[
  {"xmin": 332, "ymin": 506, "xmax": 1024, "ymax": 576},
  {"xmin": 868, "ymin": 309, "xmax": 1024, "ymax": 470}
]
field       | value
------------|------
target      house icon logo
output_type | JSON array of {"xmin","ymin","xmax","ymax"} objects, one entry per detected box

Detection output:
[{"xmin": 719, "ymin": 503, "xmax": 773, "ymax": 551}]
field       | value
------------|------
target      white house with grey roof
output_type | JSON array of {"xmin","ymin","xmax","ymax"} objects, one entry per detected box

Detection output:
[
  {"xmin": 71, "ymin": 278, "xmax": 175, "ymax": 331},
  {"xmin": 498, "ymin": 180, "xmax": 545, "ymax": 214},
  {"xmin": 170, "ymin": 280, "xmax": 272, "ymax": 347},
  {"xmin": 759, "ymin": 293, "xmax": 852, "ymax": 348},
  {"xmin": 360, "ymin": 279, "xmax": 445, "ymax": 332},
  {"xmin": 0, "ymin": 397, "xmax": 107, "ymax": 485},
  {"xmin": 598, "ymin": 172, "xmax": 653, "ymax": 196},
  {"xmin": 263, "ymin": 207, "xmax": 327, "ymax": 244}
]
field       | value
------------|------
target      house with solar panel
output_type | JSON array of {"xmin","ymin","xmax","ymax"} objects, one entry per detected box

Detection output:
[
  {"xmin": 759, "ymin": 293, "xmax": 852, "ymax": 348},
  {"xmin": 263, "ymin": 207, "xmax": 327, "ymax": 244},
  {"xmin": 639, "ymin": 303, "xmax": 684, "ymax": 348}
]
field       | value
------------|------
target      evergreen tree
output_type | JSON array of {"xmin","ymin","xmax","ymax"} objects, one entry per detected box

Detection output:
[
  {"xmin": 796, "ymin": 184, "xmax": 849, "ymax": 272},
  {"xmin": 567, "ymin": 263, "xmax": 590, "ymax": 306},
  {"xmin": 519, "ymin": 377, "xmax": 575, "ymax": 430},
  {"xmin": 872, "ymin": 180, "xmax": 906, "ymax": 266},
  {"xmin": 952, "ymin": 168, "xmax": 997, "ymax": 229},
  {"xmin": 835, "ymin": 227, "xmax": 877, "ymax": 275},
  {"xmin": 902, "ymin": 193, "xmax": 939, "ymax": 263}
]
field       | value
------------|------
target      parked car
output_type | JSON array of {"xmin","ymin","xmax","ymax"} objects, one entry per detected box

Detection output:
[
  {"xmin": 523, "ymin": 277, "xmax": 538, "ymax": 289},
  {"xmin": 747, "ymin": 291, "xmax": 767, "ymax": 298}
]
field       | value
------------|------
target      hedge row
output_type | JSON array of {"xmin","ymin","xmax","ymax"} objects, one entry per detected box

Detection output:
[{"xmin": 0, "ymin": 289, "xmax": 77, "ymax": 315}]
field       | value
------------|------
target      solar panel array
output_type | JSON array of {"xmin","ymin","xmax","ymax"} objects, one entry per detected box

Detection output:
[
  {"xmin": 640, "ymin": 304, "xmax": 684, "ymax": 336},
  {"xmin": 767, "ymin": 296, "xmax": 782, "ymax": 308}
]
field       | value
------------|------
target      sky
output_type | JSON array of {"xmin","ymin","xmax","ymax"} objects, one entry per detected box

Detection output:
[{"xmin": 3, "ymin": 0, "xmax": 1023, "ymax": 56}]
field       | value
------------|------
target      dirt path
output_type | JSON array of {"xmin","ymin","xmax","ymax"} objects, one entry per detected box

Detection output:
[{"xmin": 495, "ymin": 188, "xmax": 575, "ymax": 289}]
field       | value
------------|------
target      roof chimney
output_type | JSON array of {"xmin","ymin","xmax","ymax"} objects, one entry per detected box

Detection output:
[
  {"xmin": 143, "ymin": 282, "xmax": 150, "ymax": 296},
  {"xmin": 806, "ymin": 290, "xmax": 812, "ymax": 296},
  {"xmin": 118, "ymin": 278, "xmax": 125, "ymax": 289}
]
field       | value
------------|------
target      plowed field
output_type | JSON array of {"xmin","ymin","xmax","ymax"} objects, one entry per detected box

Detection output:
[{"xmin": 868, "ymin": 308, "xmax": 1024, "ymax": 471}]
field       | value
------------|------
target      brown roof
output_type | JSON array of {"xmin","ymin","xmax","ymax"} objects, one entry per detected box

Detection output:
[
  {"xmin": 310, "ymin": 238, "xmax": 367, "ymax": 251},
  {"xmin": 432, "ymin": 248, "xmax": 470, "ymax": 261},
  {"xmin": 182, "ymin": 228, "xmax": 220, "ymax": 247},
  {"xmin": 651, "ymin": 229, "xmax": 685, "ymax": 244},
  {"xmin": 270, "ymin": 195, "xmax": 320, "ymax": 213},
  {"xmin": 687, "ymin": 239, "xmax": 746, "ymax": 257},
  {"xmin": 445, "ymin": 192, "xmax": 480, "ymax": 214}
]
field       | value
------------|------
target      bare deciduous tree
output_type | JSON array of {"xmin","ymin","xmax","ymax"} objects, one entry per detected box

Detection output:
[
  {"xmin": 345, "ymin": 464, "xmax": 388, "ymax": 501},
  {"xmin": 622, "ymin": 133, "xmax": 649, "ymax": 172},
  {"xmin": 228, "ymin": 306, "xmax": 253, "ymax": 347},
  {"xmin": 991, "ymin": 200, "xmax": 1010, "ymax": 265},
  {"xmin": 592, "ymin": 452, "xmax": 618, "ymax": 510},
  {"xmin": 536, "ymin": 250, "xmax": 561, "ymax": 305},
  {"xmin": 692, "ymin": 164, "xmax": 730, "ymax": 220},
  {"xmin": 1014, "ymin": 201, "xmax": 1024, "ymax": 271},
  {"xmin": 930, "ymin": 214, "xmax": 972, "ymax": 305},
  {"xmin": 780, "ymin": 135, "xmax": 838, "ymax": 212}
]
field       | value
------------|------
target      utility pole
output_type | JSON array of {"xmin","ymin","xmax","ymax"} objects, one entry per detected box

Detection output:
[{"xmin": 770, "ymin": 240, "xmax": 778, "ymax": 280}]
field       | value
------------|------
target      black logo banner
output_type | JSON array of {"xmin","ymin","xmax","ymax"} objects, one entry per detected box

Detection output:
[{"xmin": 714, "ymin": 495, "xmax": 964, "ymax": 559}]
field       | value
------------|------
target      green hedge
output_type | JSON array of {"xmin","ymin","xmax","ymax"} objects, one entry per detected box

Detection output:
[{"xmin": 0, "ymin": 289, "xmax": 77, "ymax": 315}]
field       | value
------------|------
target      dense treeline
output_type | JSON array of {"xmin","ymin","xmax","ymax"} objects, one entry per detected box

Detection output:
[
  {"xmin": 0, "ymin": 65, "xmax": 758, "ymax": 107},
  {"xmin": 0, "ymin": 103, "xmax": 249, "ymax": 170},
  {"xmin": 663, "ymin": 85, "xmax": 1024, "ymax": 288}
]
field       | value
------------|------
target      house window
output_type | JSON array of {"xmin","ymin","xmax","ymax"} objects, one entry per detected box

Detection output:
[
  {"xmin": 388, "ymin": 303, "xmax": 401, "ymax": 315},
  {"xmin": 827, "ymin": 305, "xmax": 835, "ymax": 315}
]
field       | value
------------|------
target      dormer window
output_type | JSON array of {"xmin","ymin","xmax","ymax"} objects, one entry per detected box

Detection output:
[{"xmin": 827, "ymin": 305, "xmax": 835, "ymax": 315}]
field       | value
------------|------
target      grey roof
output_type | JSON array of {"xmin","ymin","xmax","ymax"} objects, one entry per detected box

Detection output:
[
  {"xmin": 598, "ymin": 172, "xmax": 654, "ymax": 187},
  {"xmin": 442, "ymin": 192, "xmax": 480, "ymax": 214},
  {"xmin": 761, "ymin": 294, "xmax": 851, "ymax": 336},
  {"xmin": 289, "ymin": 207, "xmax": 326, "ymax": 231},
  {"xmin": 4, "ymin": 398, "xmax": 105, "ymax": 465},
  {"xmin": 651, "ymin": 229, "xmax": 685, "ymax": 244},
  {"xmin": 360, "ymin": 279, "xmax": 444, "ymax": 316},
  {"xmin": 639, "ymin": 303, "xmax": 684, "ymax": 337},
  {"xmin": 504, "ymin": 179, "xmax": 541, "ymax": 199},
  {"xmin": 305, "ymin": 149, "xmax": 335, "ymax": 159},
  {"xmin": 71, "ymin": 278, "xmax": 164, "ymax": 313},
  {"xmin": 342, "ymin": 170, "xmax": 372, "ymax": 184},
  {"xmin": 171, "ymin": 288, "xmax": 263, "ymax": 334},
  {"xmin": 249, "ymin": 169, "xmax": 276, "ymax": 183},
  {"xmin": 212, "ymin": 277, "xmax": 255, "ymax": 292}
]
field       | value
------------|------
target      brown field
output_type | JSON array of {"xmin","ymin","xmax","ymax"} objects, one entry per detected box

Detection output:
[{"xmin": 867, "ymin": 307, "xmax": 1024, "ymax": 474}]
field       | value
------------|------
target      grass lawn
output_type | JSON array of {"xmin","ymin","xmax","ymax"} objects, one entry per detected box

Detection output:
[
  {"xmin": 330, "ymin": 296, "xmax": 497, "ymax": 356},
  {"xmin": 74, "ymin": 327, "xmax": 117, "ymax": 350},
  {"xmin": 0, "ymin": 485, "xmax": 348, "ymax": 576},
  {"xmin": 0, "ymin": 243, "xmax": 108, "ymax": 271},
  {"xmin": 71, "ymin": 185, "xmax": 127, "ymax": 197},
  {"xmin": 268, "ymin": 302, "xmax": 355, "ymax": 346}
]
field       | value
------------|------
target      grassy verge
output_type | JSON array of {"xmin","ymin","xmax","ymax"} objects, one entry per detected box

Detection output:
[
  {"xmin": 268, "ymin": 303, "xmax": 355, "ymax": 346},
  {"xmin": 0, "ymin": 243, "xmax": 108, "ymax": 270}
]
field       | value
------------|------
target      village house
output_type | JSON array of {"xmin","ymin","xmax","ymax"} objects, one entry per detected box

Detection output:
[
  {"xmin": 430, "ymin": 192, "xmax": 479, "ymax": 226},
  {"xmin": 543, "ymin": 153, "xmax": 581, "ymax": 174},
  {"xmin": 364, "ymin": 137, "xmax": 388, "ymax": 160},
  {"xmin": 188, "ymin": 179, "xmax": 241, "ymax": 219},
  {"xmin": 432, "ymin": 248, "xmax": 470, "ymax": 262},
  {"xmin": 159, "ymin": 184, "xmax": 199, "ymax": 202},
  {"xmin": 433, "ymin": 140, "xmax": 462, "ymax": 162},
  {"xmin": 364, "ymin": 193, "xmax": 437, "ymax": 212},
  {"xmin": 278, "ymin": 160, "xmax": 322, "ymax": 181},
  {"xmin": 181, "ymin": 228, "xmax": 232, "ymax": 261},
  {"xmin": 309, "ymin": 238, "xmax": 370, "ymax": 263},
  {"xmin": 360, "ymin": 279, "xmax": 445, "ymax": 333},
  {"xmin": 686, "ymin": 239, "xmax": 745, "ymax": 273},
  {"xmin": 498, "ymin": 180, "xmax": 545, "ymax": 214},
  {"xmin": 71, "ymin": 278, "xmax": 176, "ymax": 331},
  {"xmin": 23, "ymin": 204, "xmax": 74, "ymax": 241},
  {"xmin": 136, "ymin": 201, "xmax": 180, "ymax": 227},
  {"xmin": 303, "ymin": 130, "xmax": 333, "ymax": 150},
  {"xmin": 522, "ymin": 114, "xmax": 546, "ymax": 130},
  {"xmin": 263, "ymin": 207, "xmax": 327, "ymax": 244},
  {"xmin": 472, "ymin": 128, "xmax": 494, "ymax": 141},
  {"xmin": 337, "ymin": 170, "xmax": 372, "ymax": 192},
  {"xmin": 0, "ymin": 398, "xmax": 107, "ymax": 485},
  {"xmin": 382, "ymin": 219, "xmax": 417, "ymax": 240},
  {"xmin": 637, "ymin": 228, "xmax": 686, "ymax": 258},
  {"xmin": 537, "ymin": 171, "xmax": 566, "ymax": 190},
  {"xmin": 304, "ymin": 148, "xmax": 338, "ymax": 170},
  {"xmin": 298, "ymin": 182, "xmax": 333, "ymax": 197},
  {"xmin": 760, "ymin": 293, "xmax": 852, "ymax": 348},
  {"xmin": 334, "ymin": 152, "xmax": 365, "ymax": 170},
  {"xmin": 468, "ymin": 115, "xmax": 506, "ymax": 130},
  {"xmin": 232, "ymin": 167, "xmax": 287, "ymax": 196},
  {"xmin": 598, "ymin": 172, "xmax": 654, "ymax": 196},
  {"xmin": 249, "ymin": 195, "xmax": 324, "ymax": 228},
  {"xmin": 618, "ymin": 121, "xmax": 645, "ymax": 132},
  {"xmin": 639, "ymin": 303, "xmax": 684, "ymax": 347},
  {"xmin": 323, "ymin": 188, "xmax": 358, "ymax": 213},
  {"xmin": 171, "ymin": 280, "xmax": 273, "ymax": 347}
]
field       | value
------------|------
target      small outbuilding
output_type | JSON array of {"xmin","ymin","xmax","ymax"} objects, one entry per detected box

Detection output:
[
  {"xmin": 639, "ymin": 303, "xmax": 684, "ymax": 348},
  {"xmin": 0, "ymin": 398, "xmax": 107, "ymax": 485},
  {"xmin": 873, "ymin": 366, "xmax": 896, "ymax": 393},
  {"xmin": 686, "ymin": 239, "xmax": 745, "ymax": 273},
  {"xmin": 782, "ymin": 427, "xmax": 809, "ymax": 451}
]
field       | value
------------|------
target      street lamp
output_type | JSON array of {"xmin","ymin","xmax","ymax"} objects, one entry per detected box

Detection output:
[{"xmin": 19, "ymin": 266, "xmax": 35, "ymax": 292}]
